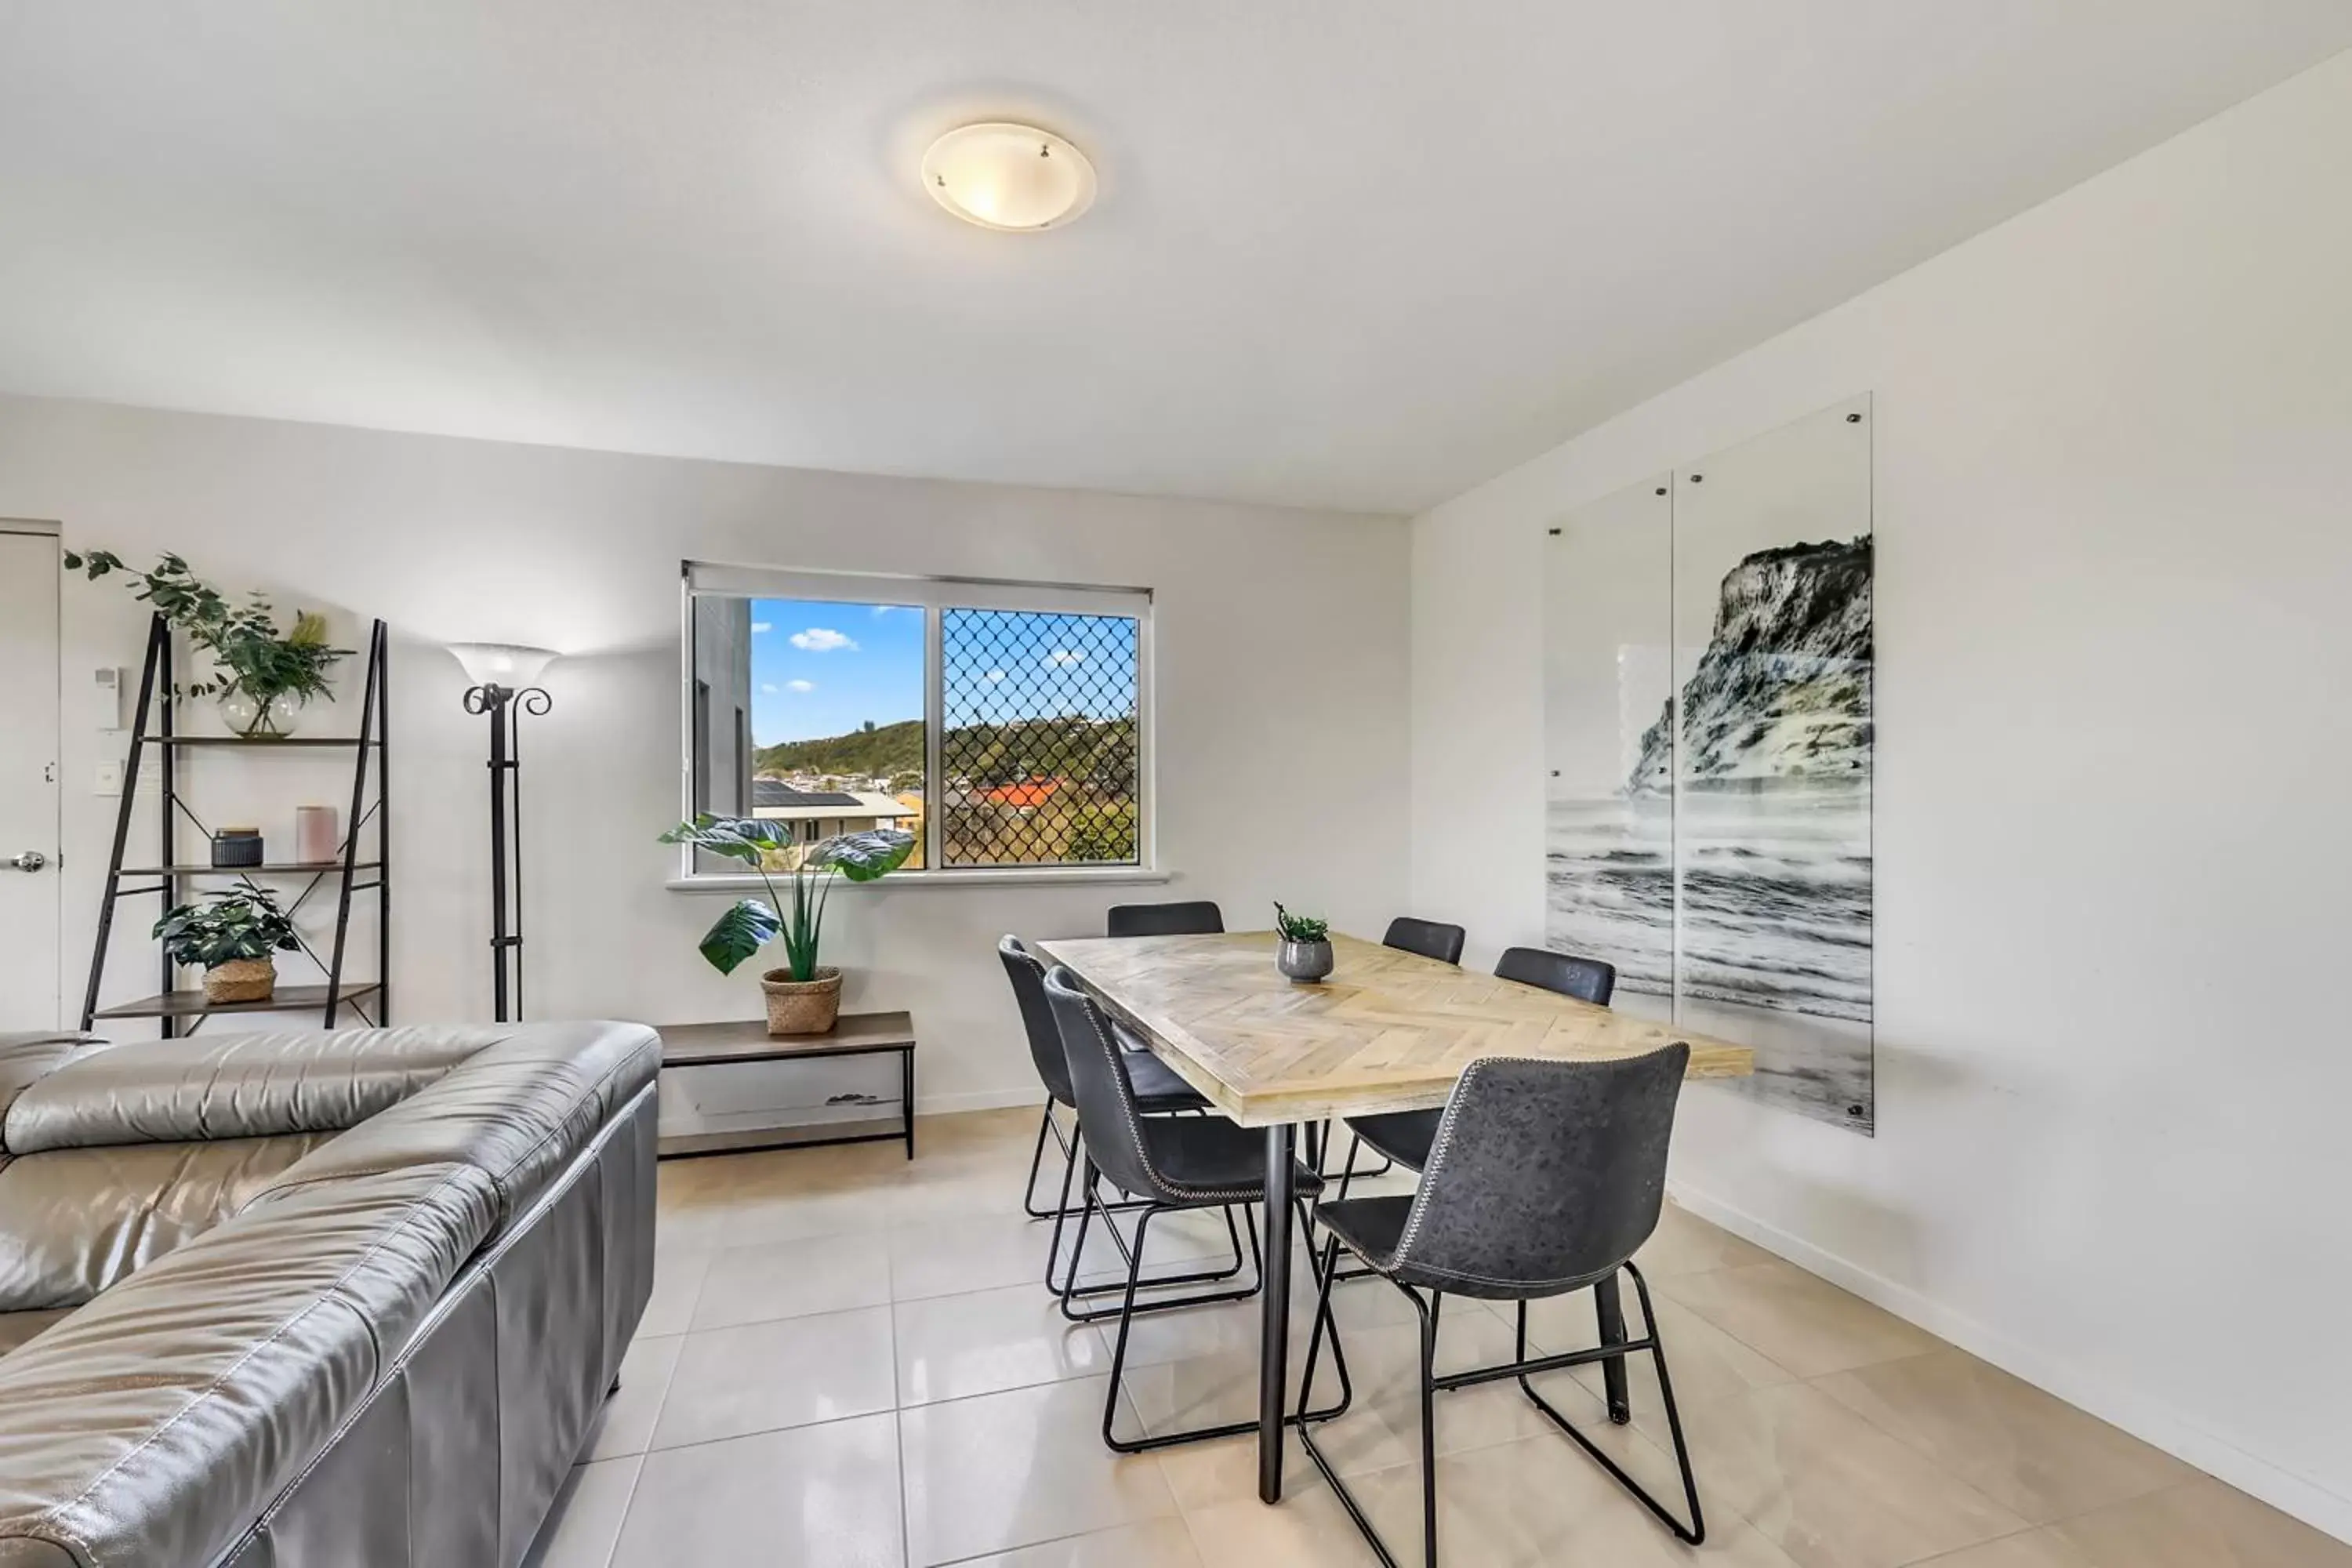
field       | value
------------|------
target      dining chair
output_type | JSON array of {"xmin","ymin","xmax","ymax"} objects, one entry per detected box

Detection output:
[
  {"xmin": 1308, "ymin": 915, "xmax": 1472, "ymax": 1186},
  {"xmin": 1338, "ymin": 946, "xmax": 1617, "ymax": 1187},
  {"xmin": 1380, "ymin": 915, "xmax": 1465, "ymax": 965},
  {"xmin": 1041, "ymin": 964, "xmax": 1356, "ymax": 1452},
  {"xmin": 1105, "ymin": 899, "xmax": 1225, "ymax": 937},
  {"xmin": 997, "ymin": 936, "xmax": 1251, "ymax": 1307},
  {"xmin": 1294, "ymin": 1046, "xmax": 1704, "ymax": 1568}
]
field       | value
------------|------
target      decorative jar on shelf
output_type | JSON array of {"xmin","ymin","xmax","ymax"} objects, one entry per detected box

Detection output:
[{"xmin": 216, "ymin": 688, "xmax": 302, "ymax": 739}]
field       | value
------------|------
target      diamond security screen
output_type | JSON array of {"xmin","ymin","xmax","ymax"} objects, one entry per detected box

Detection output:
[{"xmin": 940, "ymin": 609, "xmax": 1141, "ymax": 866}]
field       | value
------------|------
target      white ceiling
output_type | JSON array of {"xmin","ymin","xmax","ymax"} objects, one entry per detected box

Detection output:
[{"xmin": 2, "ymin": 4, "xmax": 2345, "ymax": 514}]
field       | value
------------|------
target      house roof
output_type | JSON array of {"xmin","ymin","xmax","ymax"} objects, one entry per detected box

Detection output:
[
  {"xmin": 984, "ymin": 779, "xmax": 1064, "ymax": 809},
  {"xmin": 753, "ymin": 779, "xmax": 862, "ymax": 809}
]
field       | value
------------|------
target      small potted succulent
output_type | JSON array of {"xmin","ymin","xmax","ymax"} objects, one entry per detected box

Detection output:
[
  {"xmin": 154, "ymin": 888, "xmax": 302, "ymax": 1004},
  {"xmin": 659, "ymin": 816, "xmax": 916, "ymax": 1035},
  {"xmin": 63, "ymin": 550, "xmax": 352, "ymax": 739},
  {"xmin": 1273, "ymin": 902, "xmax": 1334, "ymax": 983}
]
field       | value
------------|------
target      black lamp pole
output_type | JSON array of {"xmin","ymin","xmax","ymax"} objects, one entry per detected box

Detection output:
[{"xmin": 460, "ymin": 680, "xmax": 550, "ymax": 1022}]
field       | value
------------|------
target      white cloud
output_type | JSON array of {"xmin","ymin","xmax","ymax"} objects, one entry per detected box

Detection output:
[
  {"xmin": 760, "ymin": 683, "xmax": 778, "ymax": 695},
  {"xmin": 870, "ymin": 604, "xmax": 901, "ymax": 618},
  {"xmin": 750, "ymin": 621, "xmax": 772, "ymax": 634},
  {"xmin": 786, "ymin": 679, "xmax": 815, "ymax": 693},
  {"xmin": 789, "ymin": 627, "xmax": 858, "ymax": 652},
  {"xmin": 1045, "ymin": 650, "xmax": 1086, "ymax": 667},
  {"xmin": 981, "ymin": 670, "xmax": 1005, "ymax": 684}
]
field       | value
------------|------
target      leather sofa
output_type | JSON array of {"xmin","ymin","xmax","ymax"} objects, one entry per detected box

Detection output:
[{"xmin": 0, "ymin": 1019, "xmax": 661, "ymax": 1568}]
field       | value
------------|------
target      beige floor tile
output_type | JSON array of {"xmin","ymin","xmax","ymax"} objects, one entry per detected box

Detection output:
[
  {"xmin": 1120, "ymin": 1299, "xmax": 1571, "ymax": 1510},
  {"xmin": 898, "ymin": 1376, "xmax": 1178, "ymax": 1566},
  {"xmin": 1813, "ymin": 1349, "xmax": 2190, "ymax": 1524},
  {"xmin": 635, "ymin": 1246, "xmax": 712, "ymax": 1338},
  {"xmin": 951, "ymin": 1516, "xmax": 1205, "ymax": 1566},
  {"xmin": 1657, "ymin": 1261, "xmax": 1940, "ymax": 1378},
  {"xmin": 1151, "ymin": 1431, "xmax": 1330, "ymax": 1515},
  {"xmin": 1512, "ymin": 1278, "xmax": 1795, "ymax": 1438},
  {"xmin": 522, "ymin": 1457, "xmax": 640, "ymax": 1568},
  {"xmin": 1181, "ymin": 1473, "xmax": 1414, "ymax": 1568},
  {"xmin": 583, "ymin": 1334, "xmax": 683, "ymax": 1461},
  {"xmin": 2048, "ymin": 1478, "xmax": 2352, "ymax": 1567},
  {"xmin": 1913, "ymin": 1530, "xmax": 2098, "ymax": 1567},
  {"xmin": 667, "ymin": 1178, "xmax": 892, "ymax": 1250},
  {"xmin": 891, "ymin": 1211, "xmax": 1070, "ymax": 1302},
  {"xmin": 1663, "ymin": 1381, "xmax": 2027, "ymax": 1568},
  {"xmin": 1639, "ymin": 1201, "xmax": 1781, "ymax": 1278},
  {"xmin": 651, "ymin": 1305, "xmax": 897, "ymax": 1450},
  {"xmin": 1405, "ymin": 1432, "xmax": 1806, "ymax": 1566},
  {"xmin": 895, "ymin": 1282, "xmax": 1112, "ymax": 1406},
  {"xmin": 691, "ymin": 1230, "xmax": 894, "ymax": 1330},
  {"xmin": 609, "ymin": 1413, "xmax": 904, "ymax": 1567}
]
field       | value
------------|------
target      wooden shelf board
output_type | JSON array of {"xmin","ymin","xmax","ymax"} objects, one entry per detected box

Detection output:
[
  {"xmin": 118, "ymin": 862, "xmax": 381, "ymax": 877},
  {"xmin": 92, "ymin": 982, "xmax": 385, "ymax": 1021},
  {"xmin": 136, "ymin": 735, "xmax": 377, "ymax": 747}
]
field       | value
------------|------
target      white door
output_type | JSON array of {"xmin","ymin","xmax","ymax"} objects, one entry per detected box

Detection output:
[{"xmin": 0, "ymin": 527, "xmax": 63, "ymax": 1031}]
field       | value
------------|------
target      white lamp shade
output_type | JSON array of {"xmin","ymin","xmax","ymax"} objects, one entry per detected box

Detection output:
[
  {"xmin": 922, "ymin": 123, "xmax": 1096, "ymax": 231},
  {"xmin": 449, "ymin": 642, "xmax": 557, "ymax": 688}
]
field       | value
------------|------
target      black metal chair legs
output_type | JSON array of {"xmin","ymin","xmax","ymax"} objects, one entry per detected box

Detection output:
[
  {"xmin": 1099, "ymin": 1194, "xmax": 1356, "ymax": 1453},
  {"xmin": 1294, "ymin": 1253, "xmax": 1705, "ymax": 1568},
  {"xmin": 1053, "ymin": 1156, "xmax": 1261, "ymax": 1323}
]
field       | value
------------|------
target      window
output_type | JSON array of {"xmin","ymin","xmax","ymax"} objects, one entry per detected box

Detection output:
[{"xmin": 681, "ymin": 564, "xmax": 1150, "ymax": 877}]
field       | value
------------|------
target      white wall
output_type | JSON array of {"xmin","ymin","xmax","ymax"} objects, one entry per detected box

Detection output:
[
  {"xmin": 1408, "ymin": 51, "xmax": 2352, "ymax": 1541},
  {"xmin": 0, "ymin": 396, "xmax": 1409, "ymax": 1112}
]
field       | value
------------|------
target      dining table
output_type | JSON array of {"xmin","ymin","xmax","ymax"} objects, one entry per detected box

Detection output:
[{"xmin": 1034, "ymin": 928, "xmax": 1756, "ymax": 1506}]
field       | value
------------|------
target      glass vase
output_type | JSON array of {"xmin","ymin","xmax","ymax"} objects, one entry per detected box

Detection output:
[{"xmin": 216, "ymin": 688, "xmax": 302, "ymax": 739}]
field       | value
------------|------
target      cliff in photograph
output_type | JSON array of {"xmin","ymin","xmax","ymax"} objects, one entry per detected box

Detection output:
[{"xmin": 1630, "ymin": 536, "xmax": 1872, "ymax": 793}]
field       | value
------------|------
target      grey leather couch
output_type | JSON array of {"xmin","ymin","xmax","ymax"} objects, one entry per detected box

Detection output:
[{"xmin": 0, "ymin": 1019, "xmax": 661, "ymax": 1568}]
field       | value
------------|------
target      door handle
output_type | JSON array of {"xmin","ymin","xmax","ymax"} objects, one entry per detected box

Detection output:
[{"xmin": 8, "ymin": 851, "xmax": 47, "ymax": 873}]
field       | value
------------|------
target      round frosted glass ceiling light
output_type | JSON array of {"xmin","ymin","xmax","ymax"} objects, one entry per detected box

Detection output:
[{"xmin": 922, "ymin": 122, "xmax": 1096, "ymax": 231}]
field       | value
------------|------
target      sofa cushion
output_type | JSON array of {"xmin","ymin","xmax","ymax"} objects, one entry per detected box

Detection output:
[
  {"xmin": 0, "ymin": 1038, "xmax": 107, "ymax": 1158},
  {"xmin": 3, "ymin": 1027, "xmax": 507, "ymax": 1155},
  {"xmin": 0, "ymin": 1163, "xmax": 495, "ymax": 1568},
  {"xmin": 0, "ymin": 1134, "xmax": 333, "ymax": 1313},
  {"xmin": 248, "ymin": 1022, "xmax": 662, "ymax": 1232}
]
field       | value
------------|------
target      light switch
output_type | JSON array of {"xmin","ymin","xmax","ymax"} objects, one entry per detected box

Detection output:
[{"xmin": 94, "ymin": 760, "xmax": 123, "ymax": 796}]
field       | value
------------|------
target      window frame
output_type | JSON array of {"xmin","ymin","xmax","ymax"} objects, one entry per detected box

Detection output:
[{"xmin": 673, "ymin": 561, "xmax": 1162, "ymax": 888}]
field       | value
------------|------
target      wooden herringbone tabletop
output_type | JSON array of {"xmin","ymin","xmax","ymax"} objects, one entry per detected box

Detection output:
[{"xmin": 1036, "ymin": 931, "xmax": 1753, "ymax": 1127}]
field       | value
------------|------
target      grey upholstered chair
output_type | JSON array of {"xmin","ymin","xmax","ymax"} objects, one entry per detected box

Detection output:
[
  {"xmin": 1042, "ymin": 964, "xmax": 1356, "ymax": 1451},
  {"xmin": 1295, "ymin": 1046, "xmax": 1704, "ymax": 1567},
  {"xmin": 997, "ymin": 937, "xmax": 1248, "ymax": 1308},
  {"xmin": 1381, "ymin": 915, "xmax": 1466, "ymax": 965},
  {"xmin": 1341, "ymin": 945, "xmax": 1617, "ymax": 1182},
  {"xmin": 1105, "ymin": 899, "xmax": 1225, "ymax": 937}
]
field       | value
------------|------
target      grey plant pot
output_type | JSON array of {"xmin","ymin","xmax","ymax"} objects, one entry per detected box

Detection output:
[{"xmin": 1276, "ymin": 938, "xmax": 1334, "ymax": 983}]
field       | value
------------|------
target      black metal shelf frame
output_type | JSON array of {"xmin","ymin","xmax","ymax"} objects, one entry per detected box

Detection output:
[{"xmin": 79, "ymin": 614, "xmax": 393, "ymax": 1036}]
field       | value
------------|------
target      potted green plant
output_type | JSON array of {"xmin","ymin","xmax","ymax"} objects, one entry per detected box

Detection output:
[
  {"xmin": 659, "ymin": 816, "xmax": 916, "ymax": 1035},
  {"xmin": 154, "ymin": 888, "xmax": 302, "ymax": 1004},
  {"xmin": 1273, "ymin": 902, "xmax": 1334, "ymax": 982},
  {"xmin": 64, "ymin": 550, "xmax": 352, "ymax": 739}
]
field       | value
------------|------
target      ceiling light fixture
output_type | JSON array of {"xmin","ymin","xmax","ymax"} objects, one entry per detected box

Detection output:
[{"xmin": 922, "ymin": 122, "xmax": 1096, "ymax": 232}]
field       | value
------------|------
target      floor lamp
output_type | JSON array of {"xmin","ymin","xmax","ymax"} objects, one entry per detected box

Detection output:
[{"xmin": 450, "ymin": 643, "xmax": 557, "ymax": 1023}]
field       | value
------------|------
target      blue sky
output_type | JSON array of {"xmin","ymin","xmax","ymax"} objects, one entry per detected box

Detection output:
[
  {"xmin": 750, "ymin": 598, "xmax": 922, "ymax": 745},
  {"xmin": 750, "ymin": 598, "xmax": 1139, "ymax": 746}
]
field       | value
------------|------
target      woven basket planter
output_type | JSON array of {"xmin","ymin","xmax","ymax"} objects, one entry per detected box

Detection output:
[
  {"xmin": 761, "ymin": 966, "xmax": 842, "ymax": 1036},
  {"xmin": 203, "ymin": 957, "xmax": 277, "ymax": 1004}
]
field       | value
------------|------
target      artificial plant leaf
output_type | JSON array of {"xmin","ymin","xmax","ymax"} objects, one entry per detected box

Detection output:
[
  {"xmin": 659, "ymin": 815, "xmax": 792, "ymax": 867},
  {"xmin": 812, "ymin": 827, "xmax": 916, "ymax": 882},
  {"xmin": 698, "ymin": 898, "xmax": 782, "ymax": 975}
]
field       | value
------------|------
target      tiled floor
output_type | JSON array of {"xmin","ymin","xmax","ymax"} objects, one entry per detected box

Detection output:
[{"xmin": 527, "ymin": 1107, "xmax": 2351, "ymax": 1568}]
